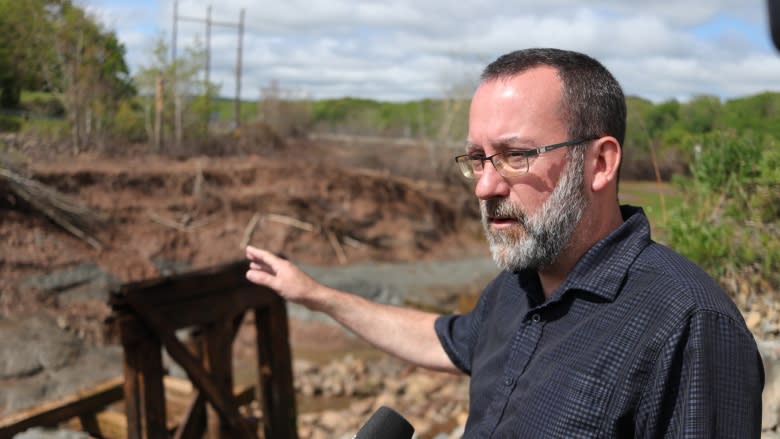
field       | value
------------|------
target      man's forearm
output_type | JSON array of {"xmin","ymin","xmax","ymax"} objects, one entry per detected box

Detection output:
[{"xmin": 310, "ymin": 284, "xmax": 460, "ymax": 373}]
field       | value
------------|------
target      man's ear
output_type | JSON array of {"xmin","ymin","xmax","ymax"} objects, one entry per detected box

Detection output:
[{"xmin": 590, "ymin": 136, "xmax": 621, "ymax": 192}]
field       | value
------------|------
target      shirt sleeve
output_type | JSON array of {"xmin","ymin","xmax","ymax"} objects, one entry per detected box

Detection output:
[
  {"xmin": 434, "ymin": 274, "xmax": 500, "ymax": 375},
  {"xmin": 636, "ymin": 310, "xmax": 764, "ymax": 438}
]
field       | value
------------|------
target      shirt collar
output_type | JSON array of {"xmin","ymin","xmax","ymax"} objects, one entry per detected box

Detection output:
[{"xmin": 550, "ymin": 205, "xmax": 652, "ymax": 303}]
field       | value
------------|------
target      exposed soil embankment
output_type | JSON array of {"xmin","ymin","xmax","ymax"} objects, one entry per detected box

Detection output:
[{"xmin": 0, "ymin": 146, "xmax": 489, "ymax": 437}]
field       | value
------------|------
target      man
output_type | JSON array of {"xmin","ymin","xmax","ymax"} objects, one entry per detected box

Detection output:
[{"xmin": 246, "ymin": 48, "xmax": 763, "ymax": 437}]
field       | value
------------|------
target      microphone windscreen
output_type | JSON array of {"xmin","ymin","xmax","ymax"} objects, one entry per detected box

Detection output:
[
  {"xmin": 771, "ymin": 0, "xmax": 780, "ymax": 51},
  {"xmin": 354, "ymin": 406, "xmax": 415, "ymax": 439}
]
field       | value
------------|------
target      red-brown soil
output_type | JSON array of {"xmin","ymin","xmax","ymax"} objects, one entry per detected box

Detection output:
[{"xmin": 0, "ymin": 139, "xmax": 488, "ymax": 424}]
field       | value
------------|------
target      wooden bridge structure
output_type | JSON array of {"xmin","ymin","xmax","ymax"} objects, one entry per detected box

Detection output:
[{"xmin": 0, "ymin": 259, "xmax": 298, "ymax": 439}]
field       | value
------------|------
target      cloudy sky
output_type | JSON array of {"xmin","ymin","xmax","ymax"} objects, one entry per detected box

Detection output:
[{"xmin": 89, "ymin": 0, "xmax": 780, "ymax": 102}]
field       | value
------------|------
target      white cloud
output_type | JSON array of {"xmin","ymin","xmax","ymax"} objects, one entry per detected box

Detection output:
[{"xmin": 92, "ymin": 0, "xmax": 780, "ymax": 102}]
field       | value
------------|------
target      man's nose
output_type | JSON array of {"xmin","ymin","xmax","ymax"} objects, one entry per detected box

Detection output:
[{"xmin": 474, "ymin": 161, "xmax": 510, "ymax": 200}]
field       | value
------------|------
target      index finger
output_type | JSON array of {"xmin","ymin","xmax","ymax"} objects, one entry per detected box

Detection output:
[{"xmin": 245, "ymin": 246, "xmax": 283, "ymax": 266}]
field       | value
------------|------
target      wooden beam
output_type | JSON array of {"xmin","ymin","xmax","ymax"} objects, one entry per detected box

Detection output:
[
  {"xmin": 255, "ymin": 296, "xmax": 298, "ymax": 439},
  {"xmin": 137, "ymin": 335, "xmax": 167, "ymax": 438},
  {"xmin": 139, "ymin": 287, "xmax": 274, "ymax": 330},
  {"xmin": 173, "ymin": 391, "xmax": 206, "ymax": 439},
  {"xmin": 111, "ymin": 260, "xmax": 269, "ymax": 308},
  {"xmin": 66, "ymin": 410, "xmax": 128, "ymax": 439},
  {"xmin": 110, "ymin": 259, "xmax": 297, "ymax": 439},
  {"xmin": 203, "ymin": 319, "xmax": 235, "ymax": 439},
  {"xmin": 78, "ymin": 413, "xmax": 101, "ymax": 438},
  {"xmin": 0, "ymin": 376, "xmax": 124, "ymax": 439},
  {"xmin": 171, "ymin": 383, "xmax": 256, "ymax": 439},
  {"xmin": 121, "ymin": 295, "xmax": 255, "ymax": 439}
]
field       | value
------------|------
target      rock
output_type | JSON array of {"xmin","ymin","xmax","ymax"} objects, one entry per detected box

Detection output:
[
  {"xmin": 309, "ymin": 428, "xmax": 329, "ymax": 439},
  {"xmin": 758, "ymin": 339, "xmax": 780, "ymax": 430},
  {"xmin": 318, "ymin": 409, "xmax": 343, "ymax": 432},
  {"xmin": 350, "ymin": 398, "xmax": 374, "ymax": 417},
  {"xmin": 14, "ymin": 427, "xmax": 90, "ymax": 439},
  {"xmin": 22, "ymin": 262, "xmax": 114, "ymax": 293},
  {"xmin": 405, "ymin": 373, "xmax": 442, "ymax": 402},
  {"xmin": 0, "ymin": 314, "xmax": 82, "ymax": 379},
  {"xmin": 746, "ymin": 311, "xmax": 763, "ymax": 331}
]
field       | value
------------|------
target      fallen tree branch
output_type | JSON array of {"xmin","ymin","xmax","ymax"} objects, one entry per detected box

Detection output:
[
  {"xmin": 146, "ymin": 211, "xmax": 190, "ymax": 232},
  {"xmin": 264, "ymin": 213, "xmax": 317, "ymax": 232},
  {"xmin": 239, "ymin": 213, "xmax": 262, "ymax": 249},
  {"xmin": 0, "ymin": 167, "xmax": 103, "ymax": 250},
  {"xmin": 146, "ymin": 211, "xmax": 218, "ymax": 232},
  {"xmin": 325, "ymin": 229, "xmax": 348, "ymax": 264}
]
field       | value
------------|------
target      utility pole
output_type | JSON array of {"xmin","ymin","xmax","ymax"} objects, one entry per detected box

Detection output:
[
  {"xmin": 235, "ymin": 9, "xmax": 245, "ymax": 130},
  {"xmin": 172, "ymin": 0, "xmax": 182, "ymax": 150},
  {"xmin": 174, "ymin": 6, "xmax": 246, "ymax": 132},
  {"xmin": 205, "ymin": 6, "xmax": 212, "ymax": 131},
  {"xmin": 171, "ymin": 0, "xmax": 177, "ymax": 62}
]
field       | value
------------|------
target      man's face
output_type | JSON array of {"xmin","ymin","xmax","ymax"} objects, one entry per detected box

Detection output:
[
  {"xmin": 467, "ymin": 67, "xmax": 589, "ymax": 271},
  {"xmin": 480, "ymin": 151, "xmax": 588, "ymax": 271}
]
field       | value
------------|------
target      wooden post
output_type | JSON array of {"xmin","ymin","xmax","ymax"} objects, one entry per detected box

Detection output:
[
  {"xmin": 204, "ymin": 318, "xmax": 236, "ymax": 438},
  {"xmin": 255, "ymin": 295, "xmax": 298, "ymax": 439},
  {"xmin": 118, "ymin": 313, "xmax": 167, "ymax": 439},
  {"xmin": 111, "ymin": 260, "xmax": 297, "ymax": 439}
]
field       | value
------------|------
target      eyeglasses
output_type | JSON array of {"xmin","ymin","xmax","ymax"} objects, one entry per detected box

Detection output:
[{"xmin": 454, "ymin": 136, "xmax": 598, "ymax": 179}]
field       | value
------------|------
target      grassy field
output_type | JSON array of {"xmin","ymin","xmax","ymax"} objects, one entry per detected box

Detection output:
[{"xmin": 619, "ymin": 180, "xmax": 683, "ymax": 242}]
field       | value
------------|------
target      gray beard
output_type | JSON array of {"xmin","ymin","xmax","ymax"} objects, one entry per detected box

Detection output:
[{"xmin": 481, "ymin": 153, "xmax": 589, "ymax": 272}]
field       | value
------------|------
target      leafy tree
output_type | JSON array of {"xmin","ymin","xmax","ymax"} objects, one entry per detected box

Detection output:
[
  {"xmin": 716, "ymin": 92, "xmax": 780, "ymax": 139},
  {"xmin": 0, "ymin": 0, "xmax": 135, "ymax": 148},
  {"xmin": 646, "ymin": 99, "xmax": 681, "ymax": 138},
  {"xmin": 45, "ymin": 1, "xmax": 135, "ymax": 151},
  {"xmin": 679, "ymin": 95, "xmax": 720, "ymax": 134},
  {"xmin": 257, "ymin": 80, "xmax": 313, "ymax": 138},
  {"xmin": 134, "ymin": 37, "xmax": 216, "ymax": 151},
  {"xmin": 0, "ymin": 0, "xmax": 52, "ymax": 108}
]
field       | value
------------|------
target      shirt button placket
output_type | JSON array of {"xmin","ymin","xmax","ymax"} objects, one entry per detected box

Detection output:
[{"xmin": 484, "ymin": 315, "xmax": 544, "ymax": 437}]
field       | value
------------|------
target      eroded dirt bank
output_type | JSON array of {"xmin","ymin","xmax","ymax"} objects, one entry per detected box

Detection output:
[{"xmin": 0, "ymin": 146, "xmax": 491, "ymax": 437}]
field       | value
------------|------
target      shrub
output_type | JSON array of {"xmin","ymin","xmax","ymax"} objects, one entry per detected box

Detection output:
[
  {"xmin": 0, "ymin": 115, "xmax": 21, "ymax": 132},
  {"xmin": 666, "ymin": 132, "xmax": 780, "ymax": 291}
]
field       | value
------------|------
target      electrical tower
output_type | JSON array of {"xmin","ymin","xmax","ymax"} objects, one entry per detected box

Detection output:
[{"xmin": 171, "ymin": 0, "xmax": 246, "ymax": 143}]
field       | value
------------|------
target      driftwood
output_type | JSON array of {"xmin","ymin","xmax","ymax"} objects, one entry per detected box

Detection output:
[
  {"xmin": 0, "ymin": 167, "xmax": 103, "ymax": 249},
  {"xmin": 325, "ymin": 229, "xmax": 348, "ymax": 264},
  {"xmin": 241, "ymin": 212, "xmax": 365, "ymax": 264},
  {"xmin": 0, "ymin": 375, "xmax": 124, "ymax": 439},
  {"xmin": 0, "ymin": 374, "xmax": 256, "ymax": 439},
  {"xmin": 264, "ymin": 213, "xmax": 316, "ymax": 232}
]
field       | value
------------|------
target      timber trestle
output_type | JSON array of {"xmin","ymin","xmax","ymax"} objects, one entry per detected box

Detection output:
[{"xmin": 110, "ymin": 259, "xmax": 298, "ymax": 439}]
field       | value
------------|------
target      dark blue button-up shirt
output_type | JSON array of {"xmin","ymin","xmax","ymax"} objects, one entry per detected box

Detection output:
[{"xmin": 435, "ymin": 206, "xmax": 763, "ymax": 438}]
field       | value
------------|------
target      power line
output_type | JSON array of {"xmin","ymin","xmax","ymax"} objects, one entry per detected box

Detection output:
[{"xmin": 171, "ymin": 0, "xmax": 246, "ymax": 137}]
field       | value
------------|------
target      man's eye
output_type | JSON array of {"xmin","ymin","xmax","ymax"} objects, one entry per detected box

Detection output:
[{"xmin": 468, "ymin": 154, "xmax": 486, "ymax": 161}]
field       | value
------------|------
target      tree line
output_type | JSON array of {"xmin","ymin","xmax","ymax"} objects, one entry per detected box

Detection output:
[
  {"xmin": 2, "ymin": 0, "xmax": 780, "ymax": 173},
  {"xmin": 0, "ymin": 0, "xmax": 135, "ymax": 153},
  {"xmin": 0, "ymin": 0, "xmax": 777, "ymax": 304}
]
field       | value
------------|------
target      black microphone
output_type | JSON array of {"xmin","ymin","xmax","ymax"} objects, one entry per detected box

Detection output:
[
  {"xmin": 770, "ymin": 0, "xmax": 780, "ymax": 51},
  {"xmin": 353, "ymin": 406, "xmax": 415, "ymax": 439}
]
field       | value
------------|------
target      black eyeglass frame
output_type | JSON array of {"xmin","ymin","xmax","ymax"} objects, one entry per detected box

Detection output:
[{"xmin": 454, "ymin": 136, "xmax": 599, "ymax": 179}]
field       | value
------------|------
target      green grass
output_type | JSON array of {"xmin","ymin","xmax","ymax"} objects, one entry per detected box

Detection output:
[
  {"xmin": 210, "ymin": 97, "xmax": 258, "ymax": 123},
  {"xmin": 619, "ymin": 180, "xmax": 683, "ymax": 243},
  {"xmin": 21, "ymin": 117, "xmax": 68, "ymax": 136},
  {"xmin": 20, "ymin": 90, "xmax": 59, "ymax": 101}
]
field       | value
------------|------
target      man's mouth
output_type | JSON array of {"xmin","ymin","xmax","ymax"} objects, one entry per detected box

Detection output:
[{"xmin": 488, "ymin": 216, "xmax": 519, "ymax": 228}]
